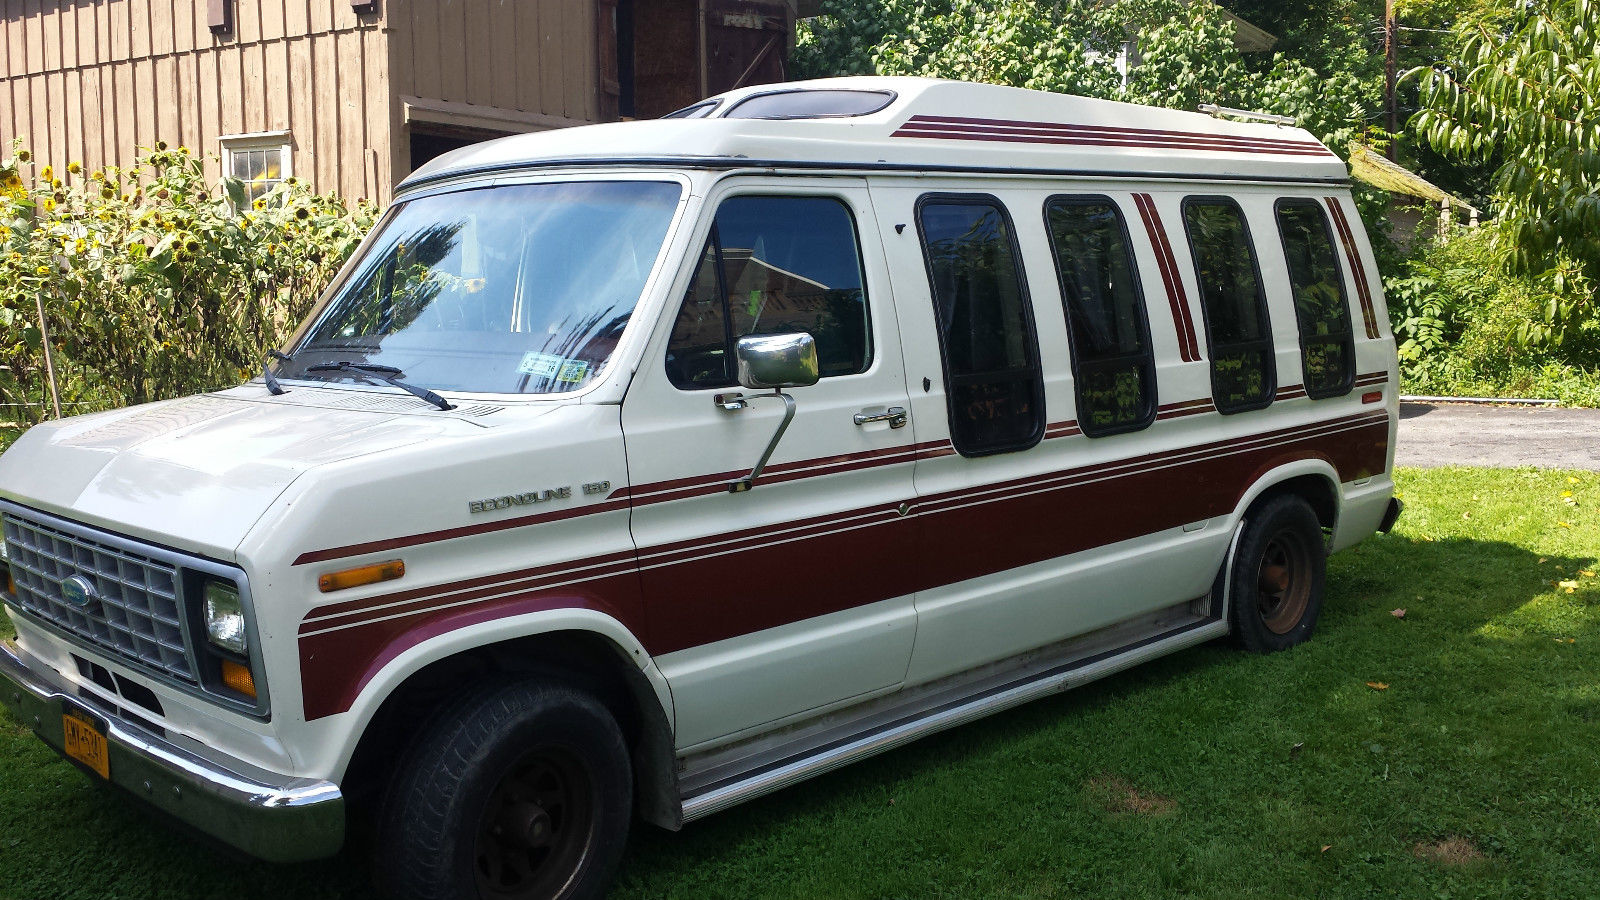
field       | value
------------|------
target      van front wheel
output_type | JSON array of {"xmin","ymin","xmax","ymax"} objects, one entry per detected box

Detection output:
[
  {"xmin": 1228, "ymin": 494, "xmax": 1326, "ymax": 653},
  {"xmin": 378, "ymin": 679, "xmax": 632, "ymax": 900}
]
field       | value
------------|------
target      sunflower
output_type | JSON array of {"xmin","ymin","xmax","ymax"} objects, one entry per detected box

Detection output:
[{"xmin": 67, "ymin": 161, "xmax": 82, "ymax": 175}]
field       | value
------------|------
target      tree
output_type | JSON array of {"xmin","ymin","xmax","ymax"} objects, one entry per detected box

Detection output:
[
  {"xmin": 795, "ymin": 0, "xmax": 1375, "ymax": 153},
  {"xmin": 1411, "ymin": 0, "xmax": 1600, "ymax": 349}
]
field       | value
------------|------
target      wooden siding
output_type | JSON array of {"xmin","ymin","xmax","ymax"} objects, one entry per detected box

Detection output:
[
  {"xmin": 386, "ymin": 0, "xmax": 601, "ymax": 181},
  {"xmin": 1, "ymin": 0, "xmax": 392, "ymax": 202}
]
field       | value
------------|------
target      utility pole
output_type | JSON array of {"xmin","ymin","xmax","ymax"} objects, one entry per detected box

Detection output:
[{"xmin": 1385, "ymin": 0, "xmax": 1398, "ymax": 160}]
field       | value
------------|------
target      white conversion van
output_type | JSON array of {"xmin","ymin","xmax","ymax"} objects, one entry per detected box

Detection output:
[{"xmin": 0, "ymin": 77, "xmax": 1401, "ymax": 900}]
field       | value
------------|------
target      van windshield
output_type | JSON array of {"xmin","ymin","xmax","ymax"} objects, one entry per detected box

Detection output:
[{"xmin": 280, "ymin": 180, "xmax": 682, "ymax": 395}]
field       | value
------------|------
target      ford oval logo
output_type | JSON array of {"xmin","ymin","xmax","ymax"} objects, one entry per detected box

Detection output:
[{"xmin": 61, "ymin": 575, "xmax": 98, "ymax": 609}]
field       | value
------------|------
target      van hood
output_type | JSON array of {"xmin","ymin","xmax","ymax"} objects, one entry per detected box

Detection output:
[{"xmin": 0, "ymin": 393, "xmax": 487, "ymax": 561}]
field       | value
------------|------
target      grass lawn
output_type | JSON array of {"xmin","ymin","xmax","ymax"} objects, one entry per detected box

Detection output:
[{"xmin": 2, "ymin": 467, "xmax": 1597, "ymax": 899}]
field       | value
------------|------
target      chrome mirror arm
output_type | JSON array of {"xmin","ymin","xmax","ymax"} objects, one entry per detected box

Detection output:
[{"xmin": 728, "ymin": 389, "xmax": 796, "ymax": 493}]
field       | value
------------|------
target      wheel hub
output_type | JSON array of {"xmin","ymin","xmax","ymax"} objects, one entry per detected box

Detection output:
[
  {"xmin": 1256, "ymin": 530, "xmax": 1312, "ymax": 635},
  {"xmin": 474, "ymin": 749, "xmax": 596, "ymax": 900},
  {"xmin": 499, "ymin": 801, "xmax": 554, "ymax": 849}
]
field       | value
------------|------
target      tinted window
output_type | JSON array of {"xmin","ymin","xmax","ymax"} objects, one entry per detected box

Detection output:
[
  {"xmin": 283, "ymin": 181, "xmax": 681, "ymax": 394},
  {"xmin": 1182, "ymin": 198, "xmax": 1275, "ymax": 412},
  {"xmin": 1276, "ymin": 200, "xmax": 1356, "ymax": 398},
  {"xmin": 666, "ymin": 196, "xmax": 870, "ymax": 390},
  {"xmin": 725, "ymin": 89, "xmax": 895, "ymax": 119},
  {"xmin": 1045, "ymin": 197, "xmax": 1156, "ymax": 436},
  {"xmin": 917, "ymin": 197, "xmax": 1045, "ymax": 456}
]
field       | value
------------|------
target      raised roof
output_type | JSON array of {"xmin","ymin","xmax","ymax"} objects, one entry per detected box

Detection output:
[{"xmin": 400, "ymin": 77, "xmax": 1348, "ymax": 193}]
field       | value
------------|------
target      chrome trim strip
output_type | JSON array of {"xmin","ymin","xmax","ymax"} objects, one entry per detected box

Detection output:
[
  {"xmin": 0, "ymin": 640, "xmax": 340, "ymax": 862},
  {"xmin": 679, "ymin": 618, "xmax": 1229, "ymax": 822}
]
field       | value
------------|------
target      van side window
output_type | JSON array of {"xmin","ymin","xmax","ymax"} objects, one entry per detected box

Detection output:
[
  {"xmin": 1275, "ymin": 199, "xmax": 1356, "ymax": 398},
  {"xmin": 666, "ymin": 196, "xmax": 871, "ymax": 390},
  {"xmin": 916, "ymin": 196, "xmax": 1045, "ymax": 456},
  {"xmin": 1181, "ymin": 197, "xmax": 1275, "ymax": 413},
  {"xmin": 1044, "ymin": 196, "xmax": 1156, "ymax": 436}
]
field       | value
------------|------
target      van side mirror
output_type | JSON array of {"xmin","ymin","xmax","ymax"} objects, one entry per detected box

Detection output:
[
  {"xmin": 735, "ymin": 333, "xmax": 820, "ymax": 390},
  {"xmin": 726, "ymin": 333, "xmax": 818, "ymax": 493}
]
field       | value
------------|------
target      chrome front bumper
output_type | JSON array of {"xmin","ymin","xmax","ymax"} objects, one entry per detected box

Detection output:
[{"xmin": 0, "ymin": 639, "xmax": 344, "ymax": 863}]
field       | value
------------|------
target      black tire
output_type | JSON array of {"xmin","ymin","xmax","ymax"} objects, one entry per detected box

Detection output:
[
  {"xmin": 1228, "ymin": 493, "xmax": 1326, "ymax": 653},
  {"xmin": 377, "ymin": 679, "xmax": 632, "ymax": 900}
]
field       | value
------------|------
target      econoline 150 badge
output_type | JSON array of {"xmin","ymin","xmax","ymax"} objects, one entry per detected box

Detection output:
[{"xmin": 468, "ymin": 487, "xmax": 571, "ymax": 515}]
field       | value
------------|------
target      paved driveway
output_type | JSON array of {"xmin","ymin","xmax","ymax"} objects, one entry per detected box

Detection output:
[{"xmin": 1396, "ymin": 402, "xmax": 1600, "ymax": 470}]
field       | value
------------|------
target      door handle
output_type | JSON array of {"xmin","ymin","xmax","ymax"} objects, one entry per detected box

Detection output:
[{"xmin": 854, "ymin": 407, "xmax": 907, "ymax": 428}]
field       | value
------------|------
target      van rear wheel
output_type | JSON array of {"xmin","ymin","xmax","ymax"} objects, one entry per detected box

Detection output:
[
  {"xmin": 1228, "ymin": 494, "xmax": 1326, "ymax": 652},
  {"xmin": 377, "ymin": 679, "xmax": 632, "ymax": 900}
]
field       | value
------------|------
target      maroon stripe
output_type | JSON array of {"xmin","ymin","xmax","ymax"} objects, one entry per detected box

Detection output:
[
  {"xmin": 890, "ymin": 121, "xmax": 1334, "ymax": 153},
  {"xmin": 299, "ymin": 573, "xmax": 645, "ymax": 721},
  {"xmin": 1324, "ymin": 197, "xmax": 1380, "ymax": 339},
  {"xmin": 914, "ymin": 412, "xmax": 1387, "ymax": 514},
  {"xmin": 297, "ymin": 412, "xmax": 1391, "ymax": 718},
  {"xmin": 1157, "ymin": 400, "xmax": 1216, "ymax": 420},
  {"xmin": 306, "ymin": 412, "xmax": 1375, "ymax": 631},
  {"xmin": 907, "ymin": 115, "xmax": 1334, "ymax": 151},
  {"xmin": 291, "ymin": 497, "xmax": 633, "ymax": 566},
  {"xmin": 301, "ymin": 559, "xmax": 643, "ymax": 636},
  {"xmin": 891, "ymin": 116, "xmax": 1336, "ymax": 156},
  {"xmin": 302, "ymin": 554, "xmax": 640, "ymax": 630},
  {"xmin": 305, "ymin": 549, "xmax": 640, "ymax": 622},
  {"xmin": 1132, "ymin": 193, "xmax": 1200, "ymax": 362},
  {"xmin": 891, "ymin": 128, "xmax": 1338, "ymax": 157},
  {"xmin": 617, "ymin": 443, "xmax": 920, "ymax": 502},
  {"xmin": 1148, "ymin": 199, "xmax": 1203, "ymax": 361}
]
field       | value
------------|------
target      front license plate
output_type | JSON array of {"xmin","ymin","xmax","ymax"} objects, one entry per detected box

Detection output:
[{"xmin": 62, "ymin": 711, "xmax": 110, "ymax": 779}]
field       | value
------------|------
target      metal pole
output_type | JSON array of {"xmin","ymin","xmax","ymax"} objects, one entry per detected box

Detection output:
[
  {"xmin": 1385, "ymin": 0, "xmax": 1398, "ymax": 159},
  {"xmin": 33, "ymin": 290, "xmax": 62, "ymax": 420}
]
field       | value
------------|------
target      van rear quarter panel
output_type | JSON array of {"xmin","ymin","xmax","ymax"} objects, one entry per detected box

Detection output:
[{"xmin": 868, "ymin": 175, "xmax": 1391, "ymax": 682}]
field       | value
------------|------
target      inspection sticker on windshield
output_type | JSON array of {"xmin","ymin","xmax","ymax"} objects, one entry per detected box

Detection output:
[{"xmin": 517, "ymin": 352, "xmax": 590, "ymax": 383}]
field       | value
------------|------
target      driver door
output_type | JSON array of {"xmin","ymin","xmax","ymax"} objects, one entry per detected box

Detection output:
[{"xmin": 621, "ymin": 179, "xmax": 920, "ymax": 752}]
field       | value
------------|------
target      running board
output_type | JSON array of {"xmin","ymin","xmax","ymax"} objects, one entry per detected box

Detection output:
[{"xmin": 679, "ymin": 610, "xmax": 1229, "ymax": 822}]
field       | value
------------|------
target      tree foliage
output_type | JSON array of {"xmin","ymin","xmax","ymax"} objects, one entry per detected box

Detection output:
[
  {"xmin": 1, "ymin": 143, "xmax": 376, "ymax": 423},
  {"xmin": 795, "ymin": 0, "xmax": 1376, "ymax": 151},
  {"xmin": 1411, "ymin": 0, "xmax": 1600, "ymax": 349}
]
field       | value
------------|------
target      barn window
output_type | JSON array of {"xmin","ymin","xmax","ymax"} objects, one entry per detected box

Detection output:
[{"xmin": 220, "ymin": 132, "xmax": 293, "ymax": 206}]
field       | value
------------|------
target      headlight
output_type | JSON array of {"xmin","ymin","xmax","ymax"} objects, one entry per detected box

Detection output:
[{"xmin": 203, "ymin": 580, "xmax": 248, "ymax": 655}]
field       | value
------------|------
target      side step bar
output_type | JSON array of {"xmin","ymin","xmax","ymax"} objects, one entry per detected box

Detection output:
[{"xmin": 680, "ymin": 616, "xmax": 1229, "ymax": 822}]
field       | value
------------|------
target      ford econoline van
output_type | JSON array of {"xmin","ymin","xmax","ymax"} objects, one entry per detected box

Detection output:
[{"xmin": 0, "ymin": 77, "xmax": 1400, "ymax": 900}]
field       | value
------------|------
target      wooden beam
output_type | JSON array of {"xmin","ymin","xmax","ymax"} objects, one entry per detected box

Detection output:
[{"xmin": 401, "ymin": 95, "xmax": 594, "ymax": 134}]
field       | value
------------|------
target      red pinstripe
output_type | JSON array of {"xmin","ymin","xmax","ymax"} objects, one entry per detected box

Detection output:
[{"xmin": 1324, "ymin": 197, "xmax": 1381, "ymax": 339}]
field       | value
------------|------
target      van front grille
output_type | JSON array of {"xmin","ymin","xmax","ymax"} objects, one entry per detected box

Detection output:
[{"xmin": 2, "ymin": 512, "xmax": 196, "ymax": 684}]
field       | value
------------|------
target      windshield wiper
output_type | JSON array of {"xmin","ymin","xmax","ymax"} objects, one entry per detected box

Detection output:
[
  {"xmin": 262, "ymin": 350, "xmax": 294, "ymax": 396},
  {"xmin": 306, "ymin": 361, "xmax": 455, "ymax": 411}
]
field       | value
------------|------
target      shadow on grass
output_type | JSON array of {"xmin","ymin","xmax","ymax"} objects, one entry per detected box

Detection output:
[{"xmin": 0, "ymin": 533, "xmax": 1594, "ymax": 900}]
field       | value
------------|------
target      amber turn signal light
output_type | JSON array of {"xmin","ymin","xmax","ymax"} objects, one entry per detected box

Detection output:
[
  {"xmin": 221, "ymin": 659, "xmax": 257, "ymax": 699},
  {"xmin": 318, "ymin": 560, "xmax": 406, "ymax": 593}
]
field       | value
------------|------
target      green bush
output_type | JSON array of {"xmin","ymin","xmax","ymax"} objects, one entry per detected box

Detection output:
[
  {"xmin": 1386, "ymin": 227, "xmax": 1600, "ymax": 406},
  {"xmin": 1, "ymin": 143, "xmax": 377, "ymax": 425}
]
